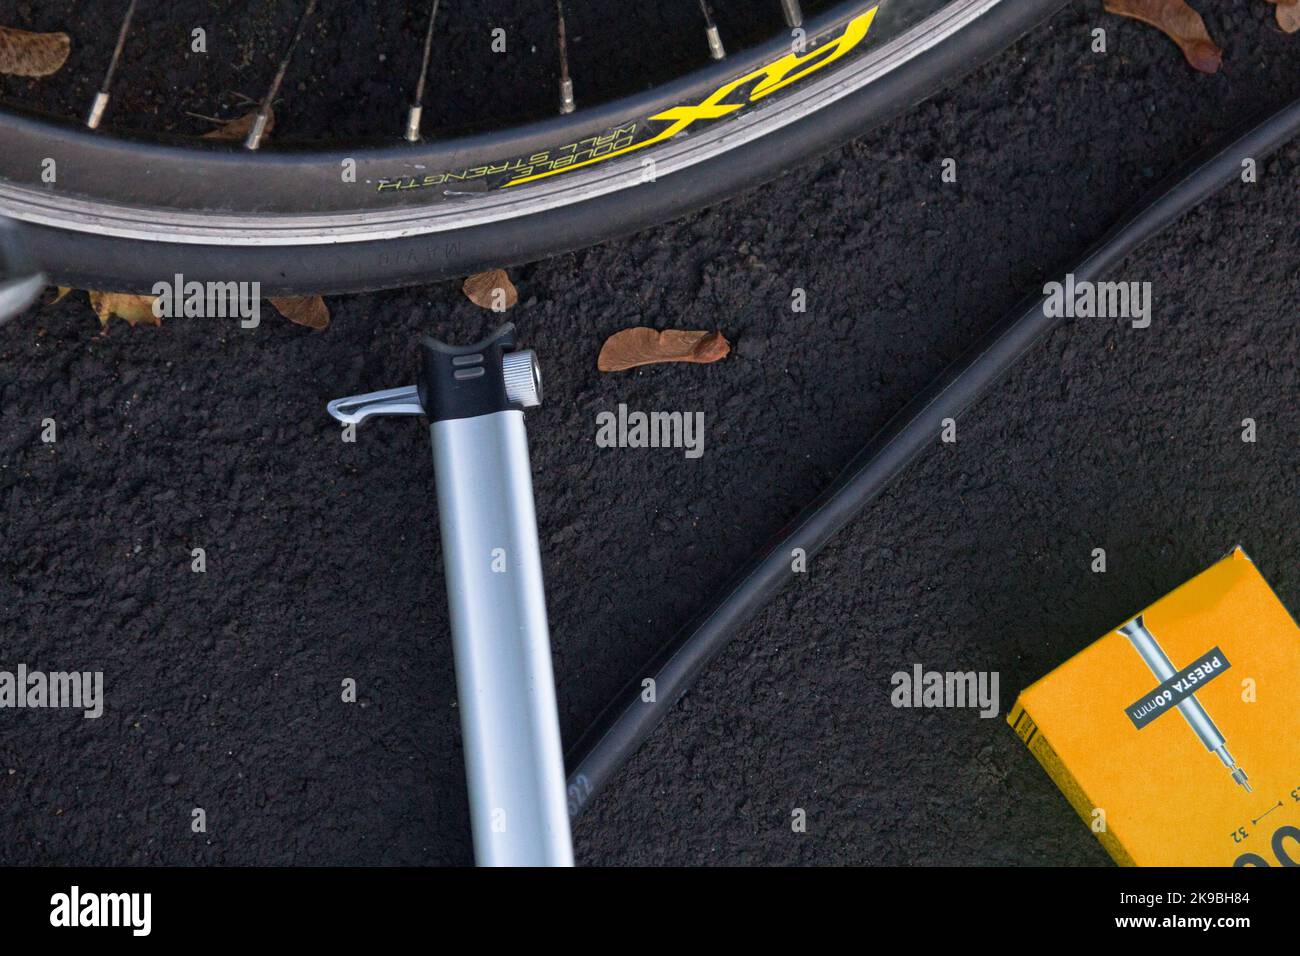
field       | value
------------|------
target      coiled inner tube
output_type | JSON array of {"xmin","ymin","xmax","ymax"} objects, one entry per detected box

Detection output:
[{"xmin": 564, "ymin": 95, "xmax": 1300, "ymax": 821}]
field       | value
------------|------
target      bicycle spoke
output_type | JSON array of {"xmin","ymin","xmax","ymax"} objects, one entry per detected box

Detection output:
[
  {"xmin": 698, "ymin": 1, "xmax": 726, "ymax": 60},
  {"xmin": 406, "ymin": 0, "xmax": 440, "ymax": 142},
  {"xmin": 245, "ymin": 0, "xmax": 319, "ymax": 150},
  {"xmin": 556, "ymin": 0, "xmax": 575, "ymax": 114},
  {"xmin": 86, "ymin": 0, "xmax": 138, "ymax": 129},
  {"xmin": 20, "ymin": 0, "xmax": 837, "ymax": 140}
]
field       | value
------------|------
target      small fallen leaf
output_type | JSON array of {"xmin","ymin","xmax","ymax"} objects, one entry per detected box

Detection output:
[
  {"xmin": 463, "ymin": 269, "xmax": 518, "ymax": 311},
  {"xmin": 89, "ymin": 291, "xmax": 160, "ymax": 328},
  {"xmin": 270, "ymin": 295, "xmax": 329, "ymax": 330},
  {"xmin": 597, "ymin": 327, "xmax": 730, "ymax": 372},
  {"xmin": 1104, "ymin": 0, "xmax": 1223, "ymax": 73},
  {"xmin": 201, "ymin": 106, "xmax": 274, "ymax": 141},
  {"xmin": 0, "ymin": 26, "xmax": 71, "ymax": 77},
  {"xmin": 44, "ymin": 287, "xmax": 73, "ymax": 306},
  {"xmin": 1278, "ymin": 2, "xmax": 1300, "ymax": 33}
]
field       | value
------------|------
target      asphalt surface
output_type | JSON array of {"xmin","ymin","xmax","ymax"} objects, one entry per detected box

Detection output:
[{"xmin": 1, "ymin": 1, "xmax": 1298, "ymax": 865}]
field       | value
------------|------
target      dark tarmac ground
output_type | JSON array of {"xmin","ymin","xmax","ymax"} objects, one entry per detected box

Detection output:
[{"xmin": 0, "ymin": 0, "xmax": 1297, "ymax": 865}]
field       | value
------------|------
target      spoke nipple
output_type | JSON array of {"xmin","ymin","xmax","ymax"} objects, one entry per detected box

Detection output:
[
  {"xmin": 405, "ymin": 105, "xmax": 424, "ymax": 143},
  {"xmin": 706, "ymin": 25, "xmax": 726, "ymax": 60},
  {"xmin": 780, "ymin": 0, "xmax": 804, "ymax": 29},
  {"xmin": 559, "ymin": 78, "xmax": 576, "ymax": 115},
  {"xmin": 244, "ymin": 111, "xmax": 271, "ymax": 151},
  {"xmin": 85, "ymin": 92, "xmax": 110, "ymax": 130}
]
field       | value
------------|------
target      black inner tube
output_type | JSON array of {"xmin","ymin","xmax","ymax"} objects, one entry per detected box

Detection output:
[{"xmin": 563, "ymin": 94, "xmax": 1300, "ymax": 821}]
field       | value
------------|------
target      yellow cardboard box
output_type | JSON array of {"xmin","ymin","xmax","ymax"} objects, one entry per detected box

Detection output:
[{"xmin": 1008, "ymin": 548, "xmax": 1300, "ymax": 866}]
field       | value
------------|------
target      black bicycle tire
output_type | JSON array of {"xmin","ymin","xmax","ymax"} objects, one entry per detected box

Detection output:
[{"xmin": 1, "ymin": 0, "xmax": 1068, "ymax": 295}]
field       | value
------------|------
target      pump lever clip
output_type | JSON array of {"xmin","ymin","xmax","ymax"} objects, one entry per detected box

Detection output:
[{"xmin": 326, "ymin": 385, "xmax": 422, "ymax": 425}]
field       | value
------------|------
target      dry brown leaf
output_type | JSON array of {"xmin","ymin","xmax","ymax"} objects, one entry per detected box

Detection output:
[
  {"xmin": 462, "ymin": 269, "xmax": 518, "ymax": 311},
  {"xmin": 270, "ymin": 296, "xmax": 330, "ymax": 330},
  {"xmin": 1278, "ymin": 2, "xmax": 1300, "ymax": 33},
  {"xmin": 201, "ymin": 106, "xmax": 274, "ymax": 141},
  {"xmin": 0, "ymin": 26, "xmax": 71, "ymax": 77},
  {"xmin": 597, "ymin": 327, "xmax": 731, "ymax": 372},
  {"xmin": 44, "ymin": 287, "xmax": 73, "ymax": 306},
  {"xmin": 89, "ymin": 292, "xmax": 160, "ymax": 328},
  {"xmin": 1104, "ymin": 0, "xmax": 1223, "ymax": 73}
]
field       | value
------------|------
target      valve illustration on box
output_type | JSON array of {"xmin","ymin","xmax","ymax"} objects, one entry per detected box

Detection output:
[{"xmin": 1118, "ymin": 615, "xmax": 1250, "ymax": 793}]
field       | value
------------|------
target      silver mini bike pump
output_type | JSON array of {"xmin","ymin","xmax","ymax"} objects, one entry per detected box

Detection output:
[
  {"xmin": 327, "ymin": 324, "xmax": 574, "ymax": 866},
  {"xmin": 1118, "ymin": 615, "xmax": 1250, "ymax": 793}
]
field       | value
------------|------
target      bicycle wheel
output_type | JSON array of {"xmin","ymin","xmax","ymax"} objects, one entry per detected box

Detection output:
[{"xmin": 0, "ymin": 0, "xmax": 1066, "ymax": 295}]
